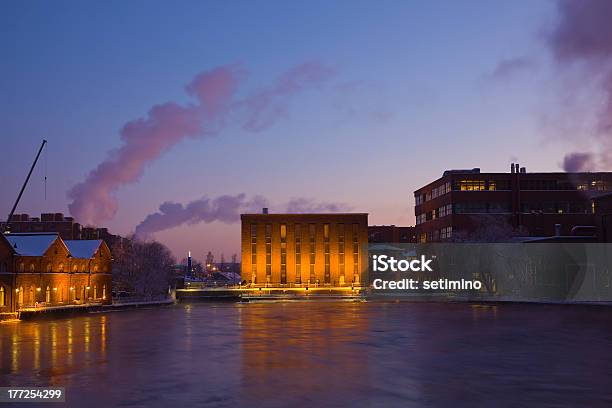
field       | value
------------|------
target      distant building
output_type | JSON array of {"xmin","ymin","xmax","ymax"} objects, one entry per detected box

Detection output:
[
  {"xmin": 593, "ymin": 192, "xmax": 612, "ymax": 242},
  {"xmin": 241, "ymin": 210, "xmax": 368, "ymax": 287},
  {"xmin": 414, "ymin": 165, "xmax": 612, "ymax": 242},
  {"xmin": 2, "ymin": 213, "xmax": 81, "ymax": 239},
  {"xmin": 1, "ymin": 212, "xmax": 125, "ymax": 250},
  {"xmin": 0, "ymin": 233, "xmax": 112, "ymax": 313},
  {"xmin": 368, "ymin": 225, "xmax": 416, "ymax": 243}
]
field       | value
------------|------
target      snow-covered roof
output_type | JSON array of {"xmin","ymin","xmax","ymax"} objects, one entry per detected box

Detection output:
[
  {"xmin": 4, "ymin": 233, "xmax": 59, "ymax": 256},
  {"xmin": 64, "ymin": 239, "xmax": 103, "ymax": 259}
]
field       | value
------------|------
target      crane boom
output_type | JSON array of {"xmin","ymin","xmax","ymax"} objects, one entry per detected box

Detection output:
[{"xmin": 4, "ymin": 139, "xmax": 47, "ymax": 233}]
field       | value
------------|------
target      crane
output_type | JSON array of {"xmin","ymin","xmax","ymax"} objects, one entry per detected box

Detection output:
[{"xmin": 4, "ymin": 139, "xmax": 47, "ymax": 233}]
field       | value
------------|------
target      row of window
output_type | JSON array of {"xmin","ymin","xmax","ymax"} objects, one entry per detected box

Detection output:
[
  {"xmin": 0, "ymin": 284, "xmax": 108, "ymax": 307},
  {"xmin": 250, "ymin": 223, "xmax": 360, "ymax": 284},
  {"xmin": 16, "ymin": 263, "xmax": 106, "ymax": 273},
  {"xmin": 417, "ymin": 201, "xmax": 595, "ymax": 223},
  {"xmin": 418, "ymin": 227, "xmax": 453, "ymax": 243},
  {"xmin": 416, "ymin": 178, "xmax": 612, "ymax": 205}
]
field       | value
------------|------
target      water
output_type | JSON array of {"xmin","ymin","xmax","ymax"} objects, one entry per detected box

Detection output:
[{"xmin": 1, "ymin": 302, "xmax": 612, "ymax": 407}]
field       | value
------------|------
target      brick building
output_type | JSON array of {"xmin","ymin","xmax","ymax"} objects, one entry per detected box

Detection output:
[
  {"xmin": 0, "ymin": 234, "xmax": 16, "ymax": 314},
  {"xmin": 368, "ymin": 225, "xmax": 416, "ymax": 243},
  {"xmin": 0, "ymin": 233, "xmax": 112, "ymax": 312},
  {"xmin": 414, "ymin": 165, "xmax": 612, "ymax": 242},
  {"xmin": 241, "ymin": 211, "xmax": 369, "ymax": 287},
  {"xmin": 593, "ymin": 192, "xmax": 612, "ymax": 242}
]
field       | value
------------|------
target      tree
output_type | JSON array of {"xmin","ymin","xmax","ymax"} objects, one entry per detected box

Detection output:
[{"xmin": 112, "ymin": 236, "xmax": 176, "ymax": 299}]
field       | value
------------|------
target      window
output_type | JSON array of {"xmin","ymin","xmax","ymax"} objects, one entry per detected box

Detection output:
[
  {"xmin": 295, "ymin": 224, "xmax": 301, "ymax": 285},
  {"xmin": 309, "ymin": 224, "xmax": 316, "ymax": 284},
  {"xmin": 18, "ymin": 263, "xmax": 24, "ymax": 273},
  {"xmin": 440, "ymin": 226, "xmax": 453, "ymax": 240},
  {"xmin": 94, "ymin": 286, "xmax": 98, "ymax": 299},
  {"xmin": 280, "ymin": 224, "xmax": 287, "ymax": 284},
  {"xmin": 250, "ymin": 224, "xmax": 257, "ymax": 280},
  {"xmin": 457, "ymin": 180, "xmax": 485, "ymax": 191},
  {"xmin": 0, "ymin": 287, "xmax": 5, "ymax": 307},
  {"xmin": 338, "ymin": 224, "xmax": 345, "ymax": 281},
  {"xmin": 416, "ymin": 213, "xmax": 426, "ymax": 225},
  {"xmin": 265, "ymin": 224, "xmax": 272, "ymax": 283},
  {"xmin": 103, "ymin": 285, "xmax": 107, "ymax": 300},
  {"xmin": 352, "ymin": 224, "xmax": 359, "ymax": 282},
  {"xmin": 46, "ymin": 286, "xmax": 51, "ymax": 303},
  {"xmin": 324, "ymin": 224, "xmax": 330, "ymax": 284}
]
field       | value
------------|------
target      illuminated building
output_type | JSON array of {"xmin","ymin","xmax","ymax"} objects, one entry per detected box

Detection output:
[
  {"xmin": 241, "ymin": 210, "xmax": 368, "ymax": 286},
  {"xmin": 0, "ymin": 233, "xmax": 112, "ymax": 313},
  {"xmin": 414, "ymin": 164, "xmax": 612, "ymax": 242}
]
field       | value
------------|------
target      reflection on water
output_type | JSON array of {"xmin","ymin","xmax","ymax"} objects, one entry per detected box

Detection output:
[{"xmin": 1, "ymin": 302, "xmax": 612, "ymax": 407}]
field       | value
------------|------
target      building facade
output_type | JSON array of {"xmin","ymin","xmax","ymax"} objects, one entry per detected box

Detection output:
[
  {"xmin": 593, "ymin": 192, "xmax": 612, "ymax": 242},
  {"xmin": 368, "ymin": 225, "xmax": 416, "ymax": 243},
  {"xmin": 414, "ymin": 165, "xmax": 612, "ymax": 242},
  {"xmin": 0, "ymin": 233, "xmax": 112, "ymax": 312},
  {"xmin": 241, "ymin": 212, "xmax": 369, "ymax": 287},
  {"xmin": 0, "ymin": 234, "xmax": 16, "ymax": 314}
]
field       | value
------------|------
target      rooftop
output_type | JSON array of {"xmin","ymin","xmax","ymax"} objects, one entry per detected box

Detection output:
[
  {"xmin": 64, "ymin": 239, "xmax": 103, "ymax": 259},
  {"xmin": 3, "ymin": 233, "xmax": 60, "ymax": 256}
]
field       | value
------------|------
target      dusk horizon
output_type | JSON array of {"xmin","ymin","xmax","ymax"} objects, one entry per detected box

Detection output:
[{"xmin": 3, "ymin": 0, "xmax": 612, "ymax": 259}]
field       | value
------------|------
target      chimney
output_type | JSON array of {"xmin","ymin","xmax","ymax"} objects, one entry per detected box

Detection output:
[
  {"xmin": 554, "ymin": 224, "xmax": 561, "ymax": 236},
  {"xmin": 520, "ymin": 167, "xmax": 526, "ymax": 174},
  {"xmin": 511, "ymin": 163, "xmax": 515, "ymax": 173},
  {"xmin": 262, "ymin": 208, "xmax": 269, "ymax": 215}
]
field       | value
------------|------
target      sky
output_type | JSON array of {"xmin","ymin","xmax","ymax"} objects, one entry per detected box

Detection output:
[{"xmin": 1, "ymin": 0, "xmax": 603, "ymax": 260}]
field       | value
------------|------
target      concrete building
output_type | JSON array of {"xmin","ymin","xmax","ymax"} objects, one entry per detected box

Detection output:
[
  {"xmin": 241, "ymin": 211, "xmax": 369, "ymax": 287},
  {"xmin": 0, "ymin": 233, "xmax": 112, "ymax": 313},
  {"xmin": 368, "ymin": 225, "xmax": 416, "ymax": 243},
  {"xmin": 414, "ymin": 165, "xmax": 612, "ymax": 242}
]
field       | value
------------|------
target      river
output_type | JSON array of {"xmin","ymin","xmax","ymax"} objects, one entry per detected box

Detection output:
[{"xmin": 1, "ymin": 302, "xmax": 612, "ymax": 407}]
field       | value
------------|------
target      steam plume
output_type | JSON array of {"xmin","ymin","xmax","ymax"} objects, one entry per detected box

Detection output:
[
  {"xmin": 135, "ymin": 195, "xmax": 351, "ymax": 239},
  {"xmin": 68, "ymin": 62, "xmax": 334, "ymax": 225},
  {"xmin": 546, "ymin": 0, "xmax": 612, "ymax": 171}
]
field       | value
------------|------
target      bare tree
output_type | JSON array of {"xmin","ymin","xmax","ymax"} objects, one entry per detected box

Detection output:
[{"xmin": 113, "ymin": 236, "xmax": 176, "ymax": 299}]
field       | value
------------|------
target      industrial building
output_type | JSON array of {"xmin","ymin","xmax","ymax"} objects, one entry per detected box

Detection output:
[
  {"xmin": 241, "ymin": 210, "xmax": 369, "ymax": 287},
  {"xmin": 0, "ymin": 233, "xmax": 112, "ymax": 313},
  {"xmin": 414, "ymin": 164, "xmax": 612, "ymax": 242}
]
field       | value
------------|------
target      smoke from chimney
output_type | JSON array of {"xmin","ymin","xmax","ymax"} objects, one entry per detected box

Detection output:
[
  {"xmin": 546, "ymin": 0, "xmax": 612, "ymax": 171},
  {"xmin": 67, "ymin": 62, "xmax": 335, "ymax": 225},
  {"xmin": 134, "ymin": 195, "xmax": 351, "ymax": 239}
]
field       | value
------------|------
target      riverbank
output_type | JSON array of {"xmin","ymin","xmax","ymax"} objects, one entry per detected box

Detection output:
[{"xmin": 16, "ymin": 298, "xmax": 175, "ymax": 320}]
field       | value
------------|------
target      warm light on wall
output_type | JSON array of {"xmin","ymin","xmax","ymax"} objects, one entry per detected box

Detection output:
[
  {"xmin": 86, "ymin": 286, "xmax": 90, "ymax": 290},
  {"xmin": 70, "ymin": 287, "xmax": 74, "ymax": 290},
  {"xmin": 36, "ymin": 287, "xmax": 41, "ymax": 292},
  {"xmin": 15, "ymin": 288, "xmax": 19, "ymax": 293},
  {"xmin": 53, "ymin": 288, "xmax": 58, "ymax": 291}
]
